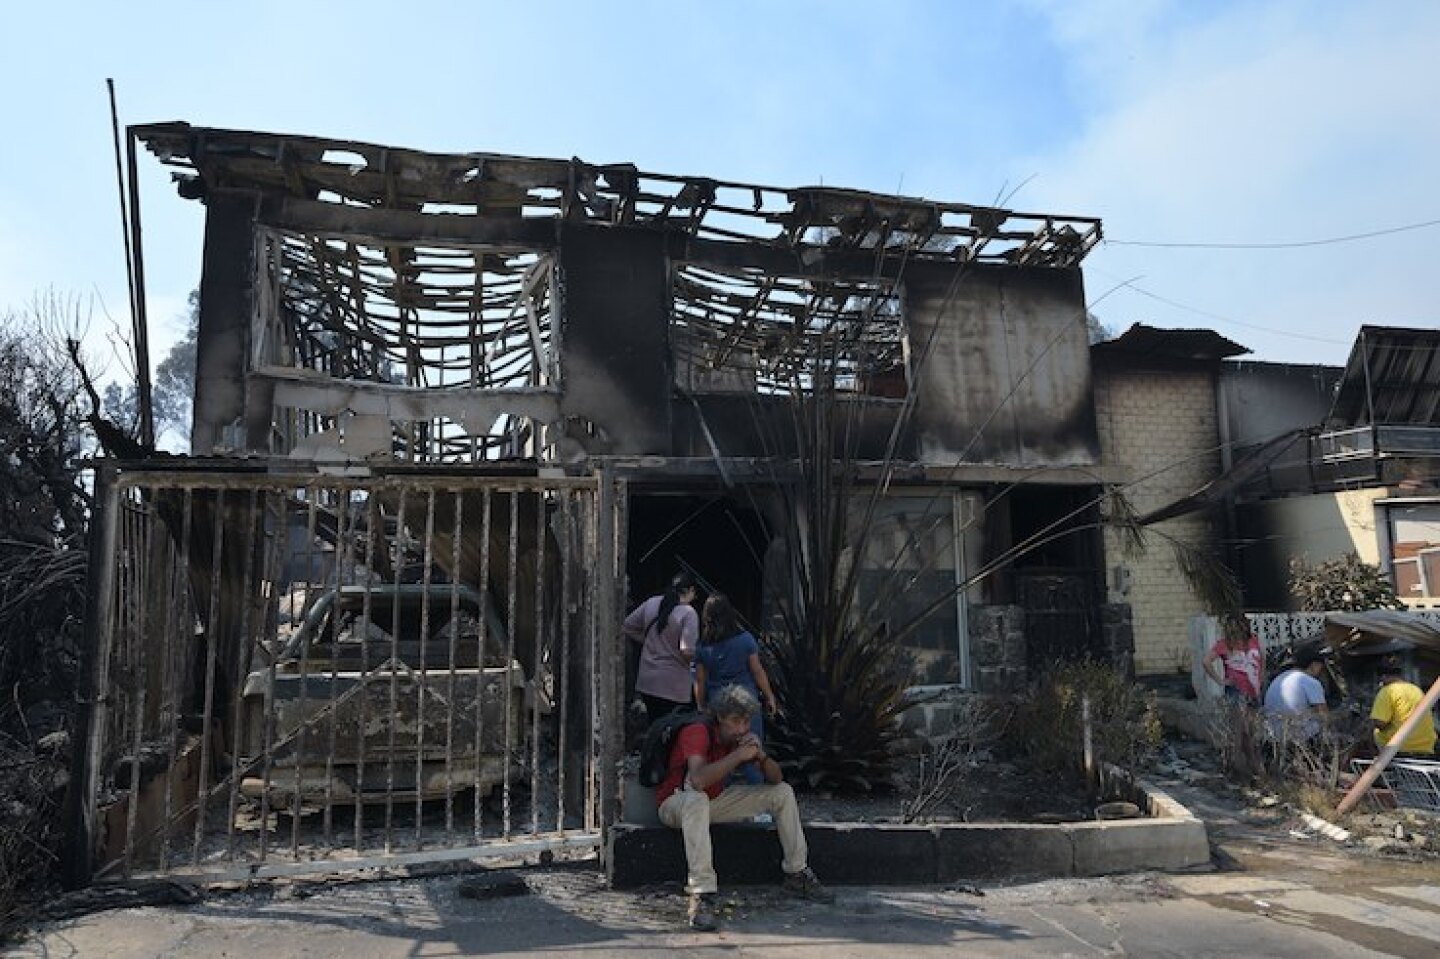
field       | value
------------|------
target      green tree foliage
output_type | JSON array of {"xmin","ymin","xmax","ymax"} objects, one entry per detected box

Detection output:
[
  {"xmin": 102, "ymin": 290, "xmax": 198, "ymax": 449},
  {"xmin": 1287, "ymin": 553, "xmax": 1404, "ymax": 612}
]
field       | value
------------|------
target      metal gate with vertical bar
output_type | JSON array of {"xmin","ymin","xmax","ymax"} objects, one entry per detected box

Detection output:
[{"xmin": 69, "ymin": 462, "xmax": 623, "ymax": 883}]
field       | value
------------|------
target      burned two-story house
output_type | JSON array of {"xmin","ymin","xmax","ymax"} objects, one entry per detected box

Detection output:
[{"xmin": 72, "ymin": 123, "xmax": 1125, "ymax": 881}]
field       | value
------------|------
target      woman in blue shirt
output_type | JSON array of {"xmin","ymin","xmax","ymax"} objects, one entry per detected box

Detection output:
[{"xmin": 694, "ymin": 593, "xmax": 780, "ymax": 783}]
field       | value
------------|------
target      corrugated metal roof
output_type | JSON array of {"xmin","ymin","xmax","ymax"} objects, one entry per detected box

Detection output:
[
  {"xmin": 1091, "ymin": 323, "xmax": 1249, "ymax": 362},
  {"xmin": 1327, "ymin": 326, "xmax": 1440, "ymax": 428}
]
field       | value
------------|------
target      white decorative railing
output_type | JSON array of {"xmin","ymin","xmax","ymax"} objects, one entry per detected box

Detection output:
[{"xmin": 1187, "ymin": 610, "xmax": 1440, "ymax": 700}]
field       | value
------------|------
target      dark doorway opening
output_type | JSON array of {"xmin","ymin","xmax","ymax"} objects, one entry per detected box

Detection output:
[
  {"xmin": 1008, "ymin": 486, "xmax": 1104, "ymax": 674},
  {"xmin": 624, "ymin": 492, "xmax": 770, "ymax": 714},
  {"xmin": 626, "ymin": 492, "xmax": 769, "ymax": 628}
]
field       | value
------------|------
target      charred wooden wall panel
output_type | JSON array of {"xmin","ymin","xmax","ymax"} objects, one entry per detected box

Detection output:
[
  {"xmin": 557, "ymin": 224, "xmax": 672, "ymax": 455},
  {"xmin": 907, "ymin": 264, "xmax": 1099, "ymax": 467}
]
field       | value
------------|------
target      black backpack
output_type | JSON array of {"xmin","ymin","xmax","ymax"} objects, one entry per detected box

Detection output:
[{"xmin": 637, "ymin": 710, "xmax": 705, "ymax": 787}]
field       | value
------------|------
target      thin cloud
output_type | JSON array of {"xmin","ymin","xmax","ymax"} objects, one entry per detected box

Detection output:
[{"xmin": 1016, "ymin": 1, "xmax": 1440, "ymax": 362}]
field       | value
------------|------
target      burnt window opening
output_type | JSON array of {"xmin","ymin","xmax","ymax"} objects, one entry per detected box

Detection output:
[
  {"xmin": 255, "ymin": 229, "xmax": 557, "ymax": 461},
  {"xmin": 671, "ymin": 263, "xmax": 907, "ymax": 397}
]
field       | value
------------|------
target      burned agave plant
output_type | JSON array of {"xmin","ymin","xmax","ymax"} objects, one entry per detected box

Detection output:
[{"xmin": 746, "ymin": 319, "xmax": 919, "ymax": 794}]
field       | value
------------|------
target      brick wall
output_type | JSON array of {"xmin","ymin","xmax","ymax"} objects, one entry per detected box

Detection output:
[{"xmin": 1094, "ymin": 367, "xmax": 1221, "ymax": 676}]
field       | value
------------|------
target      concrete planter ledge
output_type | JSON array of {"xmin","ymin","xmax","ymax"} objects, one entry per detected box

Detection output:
[{"xmin": 608, "ymin": 764, "xmax": 1209, "ymax": 888}]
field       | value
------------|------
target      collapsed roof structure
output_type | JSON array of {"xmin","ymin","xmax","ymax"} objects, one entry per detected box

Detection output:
[{"xmin": 136, "ymin": 123, "xmax": 1102, "ymax": 465}]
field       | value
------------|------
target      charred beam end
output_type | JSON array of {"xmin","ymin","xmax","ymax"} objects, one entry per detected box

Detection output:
[
  {"xmin": 253, "ymin": 195, "xmax": 1095, "ymax": 280},
  {"xmin": 259, "ymin": 197, "xmax": 558, "ymax": 250}
]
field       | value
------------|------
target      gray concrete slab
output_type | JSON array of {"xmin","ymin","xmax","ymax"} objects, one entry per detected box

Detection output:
[{"xmin": 11, "ymin": 862, "xmax": 1440, "ymax": 958}]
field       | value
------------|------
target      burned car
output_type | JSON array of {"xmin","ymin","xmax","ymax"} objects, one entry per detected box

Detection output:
[{"xmin": 238, "ymin": 583, "xmax": 525, "ymax": 807}]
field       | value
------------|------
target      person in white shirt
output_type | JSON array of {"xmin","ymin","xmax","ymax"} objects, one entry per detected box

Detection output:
[{"xmin": 1262, "ymin": 648, "xmax": 1329, "ymax": 741}]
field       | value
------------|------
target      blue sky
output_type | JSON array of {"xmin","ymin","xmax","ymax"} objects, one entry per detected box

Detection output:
[{"xmin": 1, "ymin": 0, "xmax": 1437, "ymax": 378}]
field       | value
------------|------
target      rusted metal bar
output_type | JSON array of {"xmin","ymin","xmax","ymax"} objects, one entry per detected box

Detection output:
[
  {"xmin": 530, "ymin": 491, "xmax": 545, "ymax": 835},
  {"xmin": 124, "ymin": 127, "xmax": 154, "ymax": 448},
  {"xmin": 503, "ymin": 491, "xmax": 519, "ymax": 839},
  {"xmin": 257, "ymin": 490, "xmax": 286, "ymax": 863},
  {"xmin": 384, "ymin": 488, "xmax": 408, "ymax": 852},
  {"xmin": 473, "ymin": 489, "xmax": 492, "ymax": 843},
  {"xmin": 444, "ymin": 489, "xmax": 463, "ymax": 841},
  {"xmin": 555, "ymin": 489, "xmax": 571, "ymax": 833},
  {"xmin": 594, "ymin": 465, "xmax": 620, "ymax": 838},
  {"xmin": 225, "ymin": 489, "xmax": 261, "ymax": 862},
  {"xmin": 191, "ymin": 490, "xmax": 226, "ymax": 864},
  {"xmin": 158, "ymin": 488, "xmax": 193, "ymax": 872},
  {"xmin": 414, "ymin": 488, "xmax": 437, "ymax": 848},
  {"xmin": 608, "ymin": 477, "xmax": 628, "ymax": 833},
  {"xmin": 293, "ymin": 489, "xmax": 319, "ymax": 858},
  {"xmin": 355, "ymin": 491, "xmax": 378, "ymax": 853},
  {"xmin": 326, "ymin": 488, "xmax": 351, "ymax": 849},
  {"xmin": 121, "ymin": 494, "xmax": 152, "ymax": 876}
]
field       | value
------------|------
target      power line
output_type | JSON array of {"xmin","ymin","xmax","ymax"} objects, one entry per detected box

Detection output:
[
  {"xmin": 1105, "ymin": 216, "xmax": 1440, "ymax": 250},
  {"xmin": 1088, "ymin": 268, "xmax": 1348, "ymax": 346}
]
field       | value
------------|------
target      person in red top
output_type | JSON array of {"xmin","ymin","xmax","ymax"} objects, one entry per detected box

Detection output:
[
  {"xmin": 1203, "ymin": 612, "xmax": 1265, "ymax": 704},
  {"xmin": 655, "ymin": 684, "xmax": 833, "ymax": 931}
]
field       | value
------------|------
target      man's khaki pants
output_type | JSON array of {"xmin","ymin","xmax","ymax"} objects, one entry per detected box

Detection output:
[{"xmin": 657, "ymin": 783, "xmax": 808, "ymax": 894}]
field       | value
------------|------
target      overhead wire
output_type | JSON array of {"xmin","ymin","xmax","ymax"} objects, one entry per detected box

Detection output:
[
  {"xmin": 1086, "ymin": 267, "xmax": 1349, "ymax": 346},
  {"xmin": 1104, "ymin": 216, "xmax": 1440, "ymax": 250}
]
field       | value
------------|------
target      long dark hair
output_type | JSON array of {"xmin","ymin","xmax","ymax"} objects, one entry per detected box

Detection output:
[
  {"xmin": 701, "ymin": 593, "xmax": 739, "ymax": 645},
  {"xmin": 649, "ymin": 570, "xmax": 696, "ymax": 635}
]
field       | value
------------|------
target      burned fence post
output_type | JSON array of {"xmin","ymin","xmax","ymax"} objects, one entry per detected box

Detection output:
[{"xmin": 62, "ymin": 462, "xmax": 120, "ymax": 889}]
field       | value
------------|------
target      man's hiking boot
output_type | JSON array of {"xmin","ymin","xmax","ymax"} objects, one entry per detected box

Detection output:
[
  {"xmin": 781, "ymin": 867, "xmax": 835, "ymax": 903},
  {"xmin": 687, "ymin": 892, "xmax": 719, "ymax": 931}
]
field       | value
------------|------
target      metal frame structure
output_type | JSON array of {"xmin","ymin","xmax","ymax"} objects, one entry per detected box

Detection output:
[{"xmin": 68, "ymin": 461, "xmax": 624, "ymax": 883}]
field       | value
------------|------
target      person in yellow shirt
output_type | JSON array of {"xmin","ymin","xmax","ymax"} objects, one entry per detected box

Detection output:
[{"xmin": 1371, "ymin": 657, "xmax": 1437, "ymax": 757}]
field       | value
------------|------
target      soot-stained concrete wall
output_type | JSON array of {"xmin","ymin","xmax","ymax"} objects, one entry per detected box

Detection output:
[
  {"xmin": 907, "ymin": 264, "xmax": 1099, "ymax": 467},
  {"xmin": 557, "ymin": 223, "xmax": 673, "ymax": 455},
  {"xmin": 193, "ymin": 194, "xmax": 259, "ymax": 454}
]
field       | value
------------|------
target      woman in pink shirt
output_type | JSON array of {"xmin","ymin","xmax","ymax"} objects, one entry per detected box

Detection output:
[
  {"xmin": 1204, "ymin": 613, "xmax": 1265, "ymax": 705},
  {"xmin": 623, "ymin": 571, "xmax": 700, "ymax": 724}
]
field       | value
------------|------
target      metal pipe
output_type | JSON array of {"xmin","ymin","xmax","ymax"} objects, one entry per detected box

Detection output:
[
  {"xmin": 104, "ymin": 81, "xmax": 138, "ymax": 390},
  {"xmin": 124, "ymin": 126, "xmax": 154, "ymax": 448}
]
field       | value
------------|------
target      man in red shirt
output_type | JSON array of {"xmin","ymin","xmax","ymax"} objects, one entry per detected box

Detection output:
[{"xmin": 655, "ymin": 684, "xmax": 833, "ymax": 931}]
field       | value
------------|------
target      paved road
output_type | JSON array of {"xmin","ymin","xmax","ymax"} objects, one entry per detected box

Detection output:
[{"xmin": 11, "ymin": 839, "xmax": 1440, "ymax": 959}]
